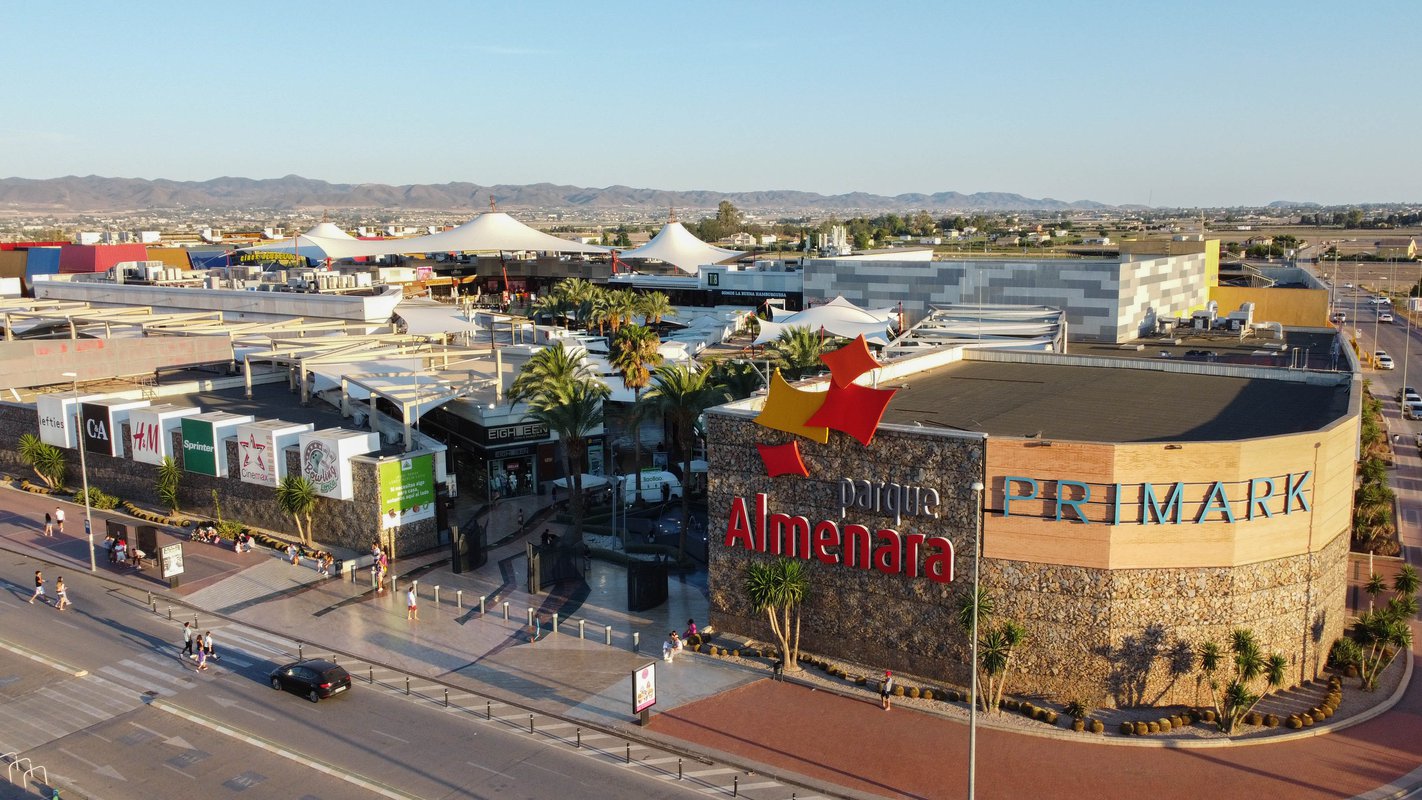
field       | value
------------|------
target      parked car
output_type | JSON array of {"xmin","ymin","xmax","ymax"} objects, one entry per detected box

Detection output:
[
  {"xmin": 1400, "ymin": 386, "xmax": 1418, "ymax": 402},
  {"xmin": 1406, "ymin": 401, "xmax": 1422, "ymax": 420},
  {"xmin": 269, "ymin": 659, "xmax": 352, "ymax": 703}
]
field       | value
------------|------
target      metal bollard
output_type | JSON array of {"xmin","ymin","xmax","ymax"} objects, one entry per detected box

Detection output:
[
  {"xmin": 167, "ymin": 606, "xmax": 172, "ymax": 620},
  {"xmin": 633, "ymin": 631, "xmax": 639, "ymax": 653},
  {"xmin": 298, "ymin": 642, "xmax": 303, "ymax": 660},
  {"xmin": 457, "ymin": 590, "xmax": 463, "ymax": 610},
  {"xmin": 625, "ymin": 743, "xmax": 630, "ymax": 764},
  {"xmin": 486, "ymin": 700, "xmax": 491, "ymax": 720},
  {"xmin": 147, "ymin": 591, "xmax": 152, "ymax": 606},
  {"xmin": 479, "ymin": 594, "xmax": 485, "ymax": 614},
  {"xmin": 412, "ymin": 579, "xmax": 418, "ymax": 596},
  {"xmin": 502, "ymin": 601, "xmax": 509, "ymax": 620},
  {"xmin": 434, "ymin": 585, "xmax": 440, "ymax": 605},
  {"xmin": 576, "ymin": 728, "xmax": 581, "ymax": 748},
  {"xmin": 151, "ymin": 600, "xmax": 156, "ymax": 613},
  {"xmin": 528, "ymin": 713, "xmax": 534, "ymax": 734},
  {"xmin": 369, "ymin": 666, "xmax": 374, "ymax": 684},
  {"xmin": 605, "ymin": 625, "xmax": 612, "ymax": 646},
  {"xmin": 678, "ymin": 758, "xmax": 683, "ymax": 780},
  {"xmin": 390, "ymin": 574, "xmax": 396, "ymax": 593},
  {"xmin": 579, "ymin": 620, "xmax": 586, "ymax": 639},
  {"xmin": 444, "ymin": 688, "xmax": 449, "ymax": 708},
  {"xmin": 527, "ymin": 608, "xmax": 534, "ymax": 627},
  {"xmin": 733, "ymin": 775, "xmax": 739, "ymax": 797},
  {"xmin": 193, "ymin": 614, "xmax": 199, "ymax": 627},
  {"xmin": 405, "ymin": 676, "xmax": 410, "ymax": 696},
  {"xmin": 552, "ymin": 613, "xmax": 559, "ymax": 633}
]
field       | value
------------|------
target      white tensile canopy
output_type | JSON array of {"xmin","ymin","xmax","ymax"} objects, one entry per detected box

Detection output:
[
  {"xmin": 614, "ymin": 221, "xmax": 744, "ymax": 275},
  {"xmin": 238, "ymin": 212, "xmax": 611, "ymax": 260},
  {"xmin": 754, "ymin": 296, "xmax": 898, "ymax": 346},
  {"xmin": 242, "ymin": 221, "xmax": 360, "ymax": 260}
]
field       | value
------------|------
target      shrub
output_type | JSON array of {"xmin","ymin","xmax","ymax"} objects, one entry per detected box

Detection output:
[
  {"xmin": 893, "ymin": 685, "xmax": 904, "ymax": 697},
  {"xmin": 1064, "ymin": 699, "xmax": 1088, "ymax": 720},
  {"xmin": 856, "ymin": 676, "xmax": 867, "ymax": 686},
  {"xmin": 922, "ymin": 689, "xmax": 934, "ymax": 701},
  {"xmin": 1044, "ymin": 710, "xmax": 1058, "ymax": 725},
  {"xmin": 74, "ymin": 487, "xmax": 120, "ymax": 510},
  {"xmin": 1265, "ymin": 714, "xmax": 1280, "ymax": 727},
  {"xmin": 731, "ymin": 650, "xmax": 740, "ymax": 658},
  {"xmin": 1147, "ymin": 721, "xmax": 1160, "ymax": 734},
  {"xmin": 1090, "ymin": 719, "xmax": 1105, "ymax": 734},
  {"xmin": 1120, "ymin": 721, "xmax": 1135, "ymax": 735},
  {"xmin": 1202, "ymin": 709, "xmax": 1217, "ymax": 723},
  {"xmin": 1020, "ymin": 702, "xmax": 1035, "ymax": 717},
  {"xmin": 1135, "ymin": 721, "xmax": 1149, "ymax": 735},
  {"xmin": 1287, "ymin": 715, "xmax": 1303, "ymax": 729},
  {"xmin": 1072, "ymin": 718, "xmax": 1085, "ymax": 732},
  {"xmin": 1245, "ymin": 711, "xmax": 1263, "ymax": 726},
  {"xmin": 1301, "ymin": 713, "xmax": 1315, "ymax": 727},
  {"xmin": 908, "ymin": 686, "xmax": 920, "ymax": 699},
  {"xmin": 1157, "ymin": 718, "xmax": 1172, "ymax": 732}
]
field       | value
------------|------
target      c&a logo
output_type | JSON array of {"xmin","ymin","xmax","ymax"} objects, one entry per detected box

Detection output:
[{"xmin": 751, "ymin": 334, "xmax": 897, "ymax": 477}]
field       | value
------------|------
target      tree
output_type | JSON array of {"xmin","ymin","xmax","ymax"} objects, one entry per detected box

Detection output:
[
  {"xmin": 636, "ymin": 291, "xmax": 676, "ymax": 327},
  {"xmin": 744, "ymin": 558, "xmax": 809, "ymax": 673},
  {"xmin": 643, "ymin": 363, "xmax": 728, "ymax": 560},
  {"xmin": 526, "ymin": 379, "xmax": 609, "ymax": 545},
  {"xmin": 276, "ymin": 474, "xmax": 318, "ymax": 546},
  {"xmin": 715, "ymin": 200, "xmax": 743, "ymax": 232},
  {"xmin": 606, "ymin": 289, "xmax": 638, "ymax": 334},
  {"xmin": 507, "ymin": 342, "xmax": 600, "ymax": 407},
  {"xmin": 957, "ymin": 587, "xmax": 1026, "ymax": 713},
  {"xmin": 1197, "ymin": 629, "xmax": 1288, "ymax": 732},
  {"xmin": 1338, "ymin": 565, "xmax": 1419, "ymax": 691},
  {"xmin": 610, "ymin": 325, "xmax": 664, "ymax": 497},
  {"xmin": 708, "ymin": 359, "xmax": 763, "ymax": 402},
  {"xmin": 767, "ymin": 326, "xmax": 840, "ymax": 380},
  {"xmin": 156, "ymin": 456, "xmax": 182, "ymax": 514},
  {"xmin": 18, "ymin": 433, "xmax": 66, "ymax": 489}
]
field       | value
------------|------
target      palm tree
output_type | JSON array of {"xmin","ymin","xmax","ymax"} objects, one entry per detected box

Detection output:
[
  {"xmin": 586, "ymin": 288, "xmax": 613, "ymax": 335},
  {"xmin": 507, "ymin": 342, "xmax": 600, "ymax": 406},
  {"xmin": 744, "ymin": 558, "xmax": 810, "ymax": 672},
  {"xmin": 643, "ymin": 363, "xmax": 728, "ymax": 560},
  {"xmin": 607, "ymin": 290, "xmax": 638, "ymax": 334},
  {"xmin": 276, "ymin": 474, "xmax": 318, "ymax": 546},
  {"xmin": 636, "ymin": 291, "xmax": 676, "ymax": 327},
  {"xmin": 156, "ymin": 456, "xmax": 182, "ymax": 514},
  {"xmin": 525, "ymin": 378, "xmax": 609, "ymax": 545},
  {"xmin": 610, "ymin": 325, "xmax": 664, "ymax": 497},
  {"xmin": 18, "ymin": 433, "xmax": 66, "ymax": 489},
  {"xmin": 708, "ymin": 358, "xmax": 764, "ymax": 402},
  {"xmin": 530, "ymin": 293, "xmax": 570, "ymax": 329},
  {"xmin": 766, "ymin": 326, "xmax": 840, "ymax": 379}
]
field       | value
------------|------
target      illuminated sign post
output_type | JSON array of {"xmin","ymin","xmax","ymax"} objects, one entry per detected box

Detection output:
[
  {"xmin": 632, "ymin": 662, "xmax": 656, "ymax": 724},
  {"xmin": 378, "ymin": 454, "xmax": 436, "ymax": 529}
]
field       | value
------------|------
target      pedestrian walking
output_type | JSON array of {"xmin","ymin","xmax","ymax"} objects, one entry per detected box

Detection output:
[
  {"xmin": 881, "ymin": 670, "xmax": 895, "ymax": 710},
  {"xmin": 181, "ymin": 622, "xmax": 194, "ymax": 658},
  {"xmin": 43, "ymin": 512, "xmax": 53, "ymax": 537},
  {"xmin": 195, "ymin": 645, "xmax": 208, "ymax": 671},
  {"xmin": 54, "ymin": 506, "xmax": 64, "ymax": 535},
  {"xmin": 517, "ymin": 508, "xmax": 525, "ymax": 530},
  {"xmin": 202, "ymin": 630, "xmax": 218, "ymax": 661},
  {"xmin": 28, "ymin": 571, "xmax": 45, "ymax": 605},
  {"xmin": 406, "ymin": 586, "xmax": 418, "ymax": 620},
  {"xmin": 54, "ymin": 577, "xmax": 69, "ymax": 611}
]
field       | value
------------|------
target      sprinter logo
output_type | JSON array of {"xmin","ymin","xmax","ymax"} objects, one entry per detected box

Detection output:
[{"xmin": 751, "ymin": 334, "xmax": 896, "ymax": 477}]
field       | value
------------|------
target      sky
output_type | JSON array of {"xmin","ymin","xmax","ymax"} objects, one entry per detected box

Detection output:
[{"xmin": 2, "ymin": 0, "xmax": 1419, "ymax": 208}]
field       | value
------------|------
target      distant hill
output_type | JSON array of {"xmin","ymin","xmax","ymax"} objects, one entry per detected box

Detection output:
[{"xmin": 0, "ymin": 175, "xmax": 1115, "ymax": 214}]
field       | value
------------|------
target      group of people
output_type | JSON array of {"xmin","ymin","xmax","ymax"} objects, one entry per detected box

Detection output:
[
  {"xmin": 663, "ymin": 619, "xmax": 700, "ymax": 663},
  {"xmin": 104, "ymin": 534, "xmax": 146, "ymax": 569},
  {"xmin": 28, "ymin": 570, "xmax": 70, "ymax": 611},
  {"xmin": 372, "ymin": 542, "xmax": 390, "ymax": 591},
  {"xmin": 181, "ymin": 622, "xmax": 220, "ymax": 671}
]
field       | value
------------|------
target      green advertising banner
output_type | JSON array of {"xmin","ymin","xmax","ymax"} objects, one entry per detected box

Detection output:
[
  {"xmin": 379, "ymin": 454, "xmax": 435, "ymax": 514},
  {"xmin": 181, "ymin": 417, "xmax": 218, "ymax": 476}
]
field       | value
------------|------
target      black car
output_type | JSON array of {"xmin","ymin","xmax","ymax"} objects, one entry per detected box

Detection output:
[{"xmin": 269, "ymin": 659, "xmax": 352, "ymax": 703}]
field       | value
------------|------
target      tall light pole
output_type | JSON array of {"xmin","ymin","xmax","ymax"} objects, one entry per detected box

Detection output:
[
  {"xmin": 61, "ymin": 371, "xmax": 96, "ymax": 572},
  {"xmin": 968, "ymin": 479, "xmax": 985, "ymax": 800}
]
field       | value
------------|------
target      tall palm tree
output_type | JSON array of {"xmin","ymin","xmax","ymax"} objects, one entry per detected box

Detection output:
[
  {"xmin": 636, "ymin": 291, "xmax": 676, "ymax": 327},
  {"xmin": 607, "ymin": 289, "xmax": 638, "ymax": 334},
  {"xmin": 610, "ymin": 325, "xmax": 664, "ymax": 496},
  {"xmin": 530, "ymin": 293, "xmax": 570, "ymax": 329},
  {"xmin": 276, "ymin": 474, "xmax": 318, "ymax": 546},
  {"xmin": 526, "ymin": 378, "xmax": 609, "ymax": 545},
  {"xmin": 744, "ymin": 558, "xmax": 810, "ymax": 673},
  {"xmin": 586, "ymin": 288, "xmax": 613, "ymax": 335},
  {"xmin": 643, "ymin": 362, "xmax": 728, "ymax": 560},
  {"xmin": 767, "ymin": 326, "xmax": 841, "ymax": 379},
  {"xmin": 708, "ymin": 358, "xmax": 763, "ymax": 402},
  {"xmin": 507, "ymin": 342, "xmax": 600, "ymax": 407}
]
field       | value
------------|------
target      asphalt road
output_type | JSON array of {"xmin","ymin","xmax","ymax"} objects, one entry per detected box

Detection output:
[{"xmin": 0, "ymin": 557, "xmax": 718, "ymax": 800}]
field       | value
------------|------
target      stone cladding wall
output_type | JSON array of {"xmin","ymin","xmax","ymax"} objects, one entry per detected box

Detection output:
[{"xmin": 707, "ymin": 410, "xmax": 1350, "ymax": 708}]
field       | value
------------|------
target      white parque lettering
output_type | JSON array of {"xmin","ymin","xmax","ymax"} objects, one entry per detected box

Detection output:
[{"xmin": 838, "ymin": 478, "xmax": 940, "ymax": 526}]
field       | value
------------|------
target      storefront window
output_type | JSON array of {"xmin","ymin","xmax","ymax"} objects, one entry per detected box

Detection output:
[{"xmin": 489, "ymin": 457, "xmax": 534, "ymax": 499}]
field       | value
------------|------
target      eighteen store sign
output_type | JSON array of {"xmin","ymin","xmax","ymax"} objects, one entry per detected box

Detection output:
[{"xmin": 727, "ymin": 335, "xmax": 957, "ymax": 584}]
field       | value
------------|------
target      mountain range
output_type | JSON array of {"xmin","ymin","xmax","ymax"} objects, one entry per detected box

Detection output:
[{"xmin": 0, "ymin": 175, "xmax": 1115, "ymax": 214}]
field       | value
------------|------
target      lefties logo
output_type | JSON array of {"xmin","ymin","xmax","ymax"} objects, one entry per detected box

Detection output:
[{"xmin": 752, "ymin": 334, "xmax": 897, "ymax": 477}]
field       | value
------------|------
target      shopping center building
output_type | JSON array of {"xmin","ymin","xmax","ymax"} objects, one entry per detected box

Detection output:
[{"xmin": 707, "ymin": 343, "xmax": 1359, "ymax": 707}]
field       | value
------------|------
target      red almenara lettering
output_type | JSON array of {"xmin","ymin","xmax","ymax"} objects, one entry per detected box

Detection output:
[{"xmin": 725, "ymin": 494, "xmax": 954, "ymax": 584}]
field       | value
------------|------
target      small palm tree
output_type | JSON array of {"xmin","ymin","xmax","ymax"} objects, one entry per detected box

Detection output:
[
  {"xmin": 610, "ymin": 325, "xmax": 664, "ymax": 497},
  {"xmin": 276, "ymin": 474, "xmax": 318, "ymax": 546},
  {"xmin": 18, "ymin": 433, "xmax": 66, "ymax": 489},
  {"xmin": 156, "ymin": 456, "xmax": 182, "ymax": 514},
  {"xmin": 526, "ymin": 378, "xmax": 609, "ymax": 544},
  {"xmin": 744, "ymin": 558, "xmax": 810, "ymax": 672},
  {"xmin": 643, "ymin": 363, "xmax": 728, "ymax": 560},
  {"xmin": 767, "ymin": 326, "xmax": 841, "ymax": 379},
  {"xmin": 636, "ymin": 291, "xmax": 676, "ymax": 327}
]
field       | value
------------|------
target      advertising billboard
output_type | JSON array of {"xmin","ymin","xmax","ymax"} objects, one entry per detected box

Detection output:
[
  {"xmin": 237, "ymin": 420, "xmax": 314, "ymax": 487},
  {"xmin": 378, "ymin": 453, "xmax": 436, "ymax": 529},
  {"xmin": 632, "ymin": 662, "xmax": 656, "ymax": 714},
  {"xmin": 128, "ymin": 405, "xmax": 201, "ymax": 465},
  {"xmin": 80, "ymin": 399, "xmax": 151, "ymax": 457},
  {"xmin": 181, "ymin": 412, "xmax": 253, "ymax": 477},
  {"xmin": 299, "ymin": 429, "xmax": 379, "ymax": 500}
]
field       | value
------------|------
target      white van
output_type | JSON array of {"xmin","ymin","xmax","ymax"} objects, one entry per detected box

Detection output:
[{"xmin": 618, "ymin": 471, "xmax": 683, "ymax": 505}]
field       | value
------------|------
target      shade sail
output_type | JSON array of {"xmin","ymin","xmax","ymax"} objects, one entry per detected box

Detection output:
[
  {"xmin": 755, "ymin": 296, "xmax": 896, "ymax": 346},
  {"xmin": 615, "ymin": 221, "xmax": 744, "ymax": 275},
  {"xmin": 240, "ymin": 212, "xmax": 609, "ymax": 260}
]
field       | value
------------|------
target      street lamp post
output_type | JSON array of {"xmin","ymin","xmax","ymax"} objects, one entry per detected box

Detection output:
[
  {"xmin": 61, "ymin": 372, "xmax": 96, "ymax": 572},
  {"xmin": 968, "ymin": 480, "xmax": 985, "ymax": 800}
]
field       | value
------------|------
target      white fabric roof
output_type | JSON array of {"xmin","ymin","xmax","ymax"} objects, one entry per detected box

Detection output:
[
  {"xmin": 305, "ymin": 221, "xmax": 355, "ymax": 240},
  {"xmin": 240, "ymin": 212, "xmax": 610, "ymax": 260},
  {"xmin": 615, "ymin": 221, "xmax": 744, "ymax": 275},
  {"xmin": 754, "ymin": 296, "xmax": 897, "ymax": 346}
]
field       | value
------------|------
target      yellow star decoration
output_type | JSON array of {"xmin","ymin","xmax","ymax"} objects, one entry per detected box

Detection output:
[{"xmin": 754, "ymin": 369, "xmax": 830, "ymax": 444}]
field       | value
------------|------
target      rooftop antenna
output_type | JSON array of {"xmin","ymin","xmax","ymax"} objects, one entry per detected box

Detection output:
[
  {"xmin": 669, "ymin": 207, "xmax": 677, "ymax": 224},
  {"xmin": 489, "ymin": 196, "xmax": 497, "ymax": 212}
]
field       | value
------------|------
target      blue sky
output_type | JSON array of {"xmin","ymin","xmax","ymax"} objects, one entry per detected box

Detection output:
[{"xmin": 2, "ymin": 0, "xmax": 1418, "ymax": 207}]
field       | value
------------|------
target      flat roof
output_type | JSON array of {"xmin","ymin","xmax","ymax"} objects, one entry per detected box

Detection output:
[
  {"xmin": 879, "ymin": 357, "xmax": 1349, "ymax": 443},
  {"xmin": 181, "ymin": 382, "xmax": 404, "ymax": 456}
]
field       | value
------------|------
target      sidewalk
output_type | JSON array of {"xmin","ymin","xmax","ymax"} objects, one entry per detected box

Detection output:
[{"xmin": 5, "ymin": 478, "xmax": 1422, "ymax": 799}]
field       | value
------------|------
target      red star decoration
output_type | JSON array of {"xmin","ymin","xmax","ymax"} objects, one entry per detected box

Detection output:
[
  {"xmin": 819, "ymin": 334, "xmax": 881, "ymax": 388},
  {"xmin": 756, "ymin": 441, "xmax": 810, "ymax": 478},
  {"xmin": 806, "ymin": 381, "xmax": 898, "ymax": 446}
]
